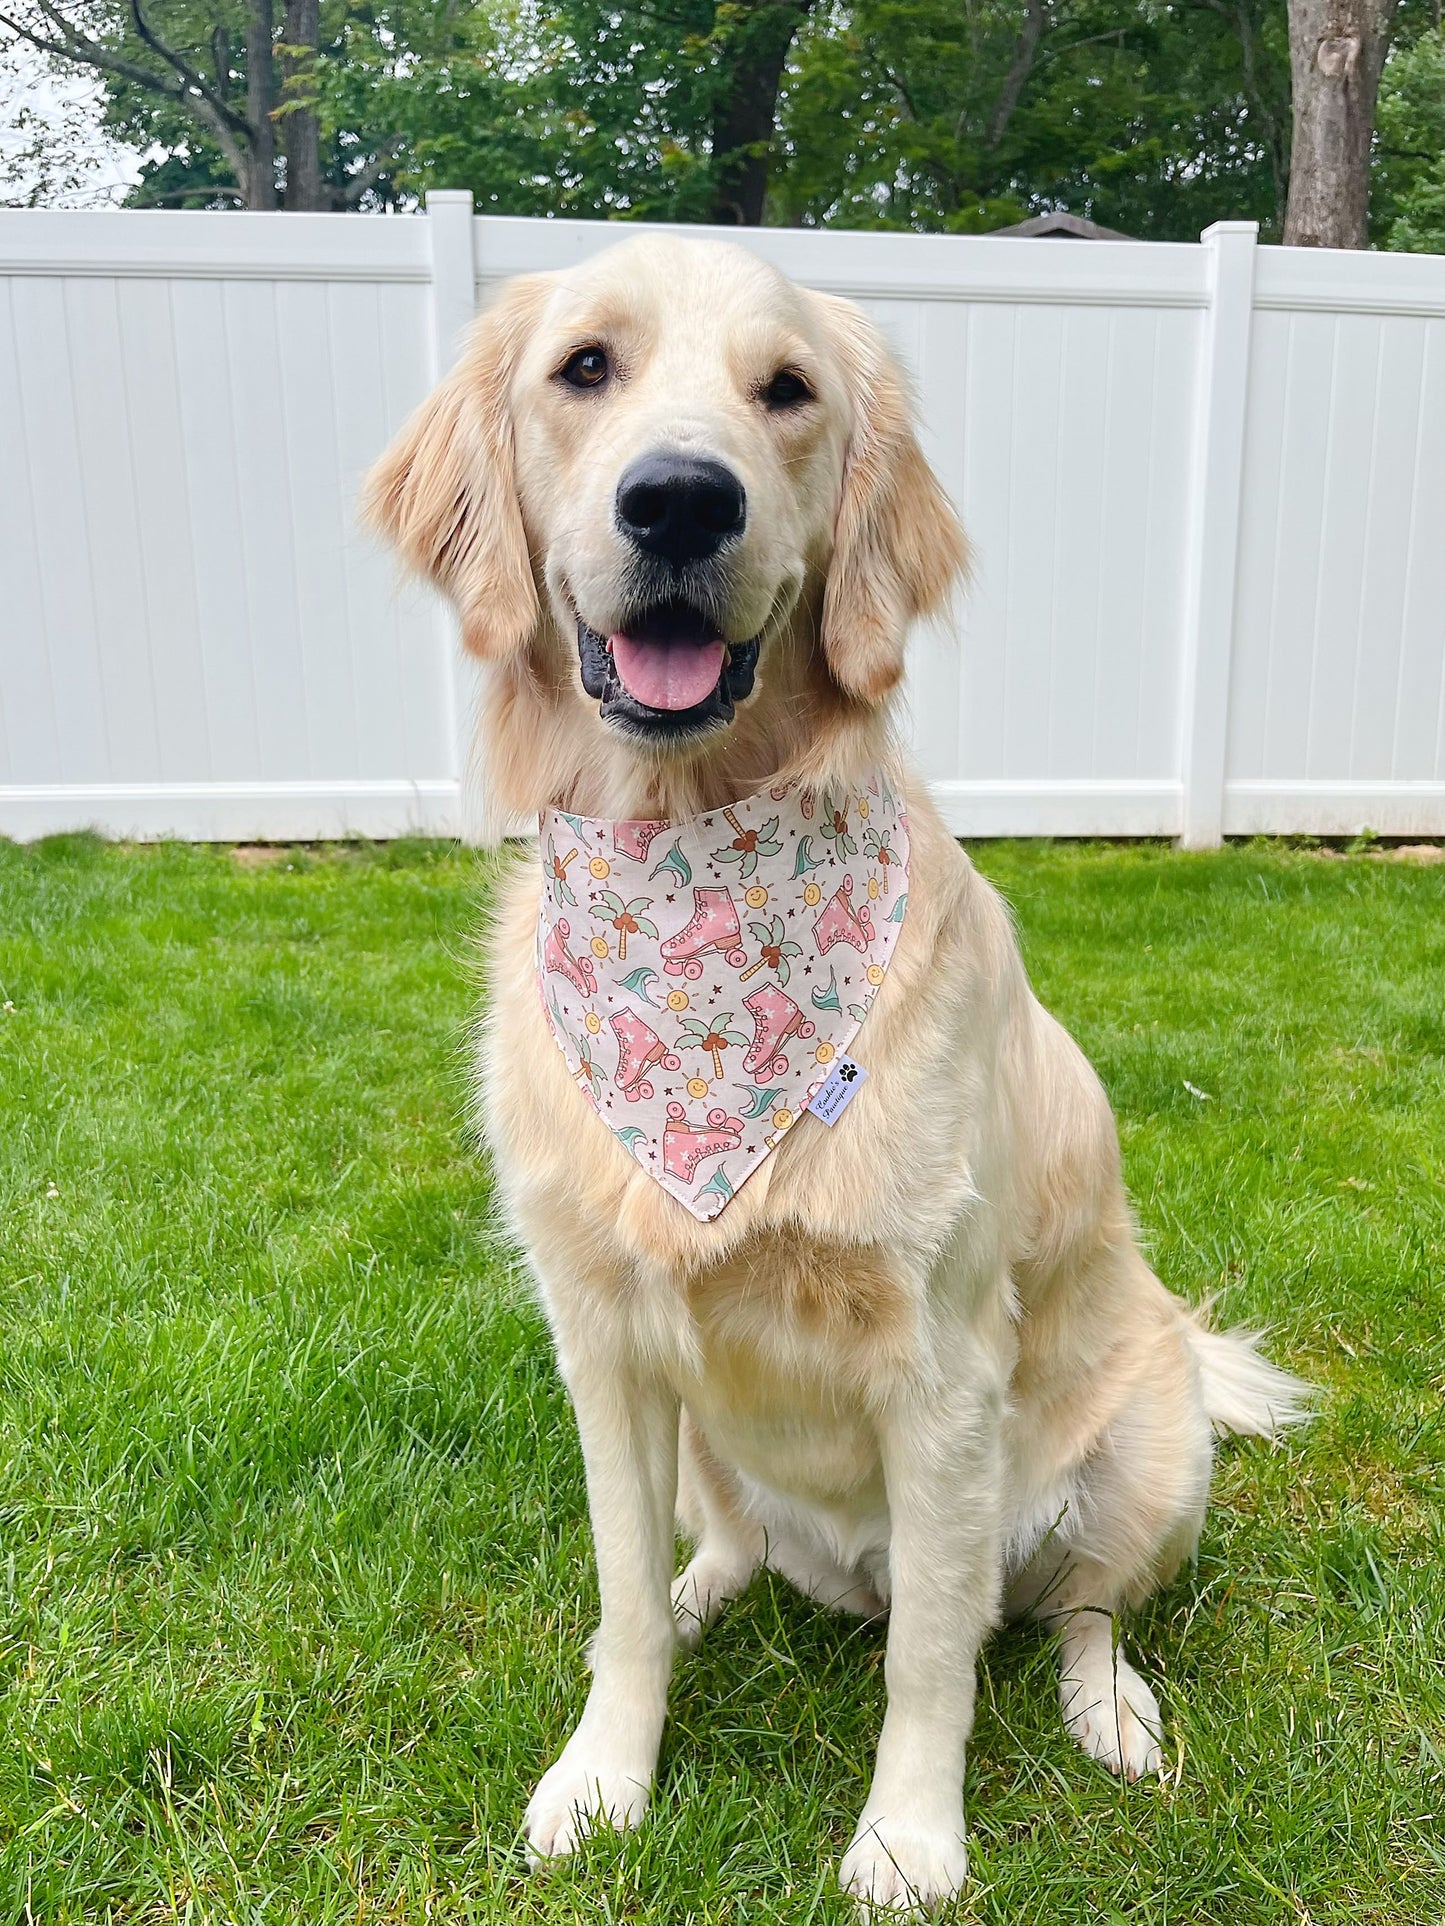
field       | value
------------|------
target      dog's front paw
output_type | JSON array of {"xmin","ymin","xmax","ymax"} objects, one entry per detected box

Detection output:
[
  {"xmin": 523, "ymin": 1746, "xmax": 651, "ymax": 1864},
  {"xmin": 839, "ymin": 1810, "xmax": 968, "ymax": 1918}
]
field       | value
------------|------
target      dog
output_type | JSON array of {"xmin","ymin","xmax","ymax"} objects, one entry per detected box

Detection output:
[{"xmin": 367, "ymin": 233, "xmax": 1309, "ymax": 1916}]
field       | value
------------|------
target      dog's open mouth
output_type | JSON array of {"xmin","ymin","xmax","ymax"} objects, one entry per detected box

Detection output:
[{"xmin": 577, "ymin": 601, "xmax": 759, "ymax": 737}]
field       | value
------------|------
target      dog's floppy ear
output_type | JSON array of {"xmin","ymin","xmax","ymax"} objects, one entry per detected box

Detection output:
[
  {"xmin": 818, "ymin": 297, "xmax": 968, "ymax": 704},
  {"xmin": 365, "ymin": 276, "xmax": 545, "ymax": 661}
]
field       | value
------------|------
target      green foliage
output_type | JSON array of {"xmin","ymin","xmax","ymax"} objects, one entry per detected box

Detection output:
[
  {"xmin": 1375, "ymin": 27, "xmax": 1445, "ymax": 252},
  {"xmin": 12, "ymin": 0, "xmax": 1444, "ymax": 240},
  {"xmin": 774, "ymin": 0, "xmax": 1292, "ymax": 236},
  {"xmin": 0, "ymin": 835, "xmax": 1442, "ymax": 1919}
]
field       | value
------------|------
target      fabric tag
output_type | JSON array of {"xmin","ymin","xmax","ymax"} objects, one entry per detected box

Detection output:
[{"xmin": 808, "ymin": 1055, "xmax": 867, "ymax": 1127}]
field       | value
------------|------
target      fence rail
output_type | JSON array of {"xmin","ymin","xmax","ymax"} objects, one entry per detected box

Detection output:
[{"xmin": 3, "ymin": 193, "xmax": 1443, "ymax": 844}]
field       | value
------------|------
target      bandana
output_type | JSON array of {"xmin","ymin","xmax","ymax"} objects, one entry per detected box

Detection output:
[{"xmin": 536, "ymin": 772, "xmax": 910, "ymax": 1221}]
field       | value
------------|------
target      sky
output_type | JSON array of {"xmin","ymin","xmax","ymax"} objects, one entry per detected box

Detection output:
[{"xmin": 0, "ymin": 40, "xmax": 146, "ymax": 207}]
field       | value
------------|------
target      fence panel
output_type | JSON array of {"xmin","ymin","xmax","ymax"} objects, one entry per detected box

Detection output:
[
  {"xmin": 0, "ymin": 212, "xmax": 454, "ymax": 838},
  {"xmin": 1224, "ymin": 247, "xmax": 1445, "ymax": 834},
  {"xmin": 2, "ymin": 199, "xmax": 1444, "ymax": 841}
]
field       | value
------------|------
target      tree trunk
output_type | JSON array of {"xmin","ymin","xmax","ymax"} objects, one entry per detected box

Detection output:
[
  {"xmin": 244, "ymin": 0, "xmax": 278, "ymax": 208},
  {"xmin": 280, "ymin": 0, "xmax": 325, "ymax": 209},
  {"xmin": 710, "ymin": 0, "xmax": 812, "ymax": 225},
  {"xmin": 1282, "ymin": 0, "xmax": 1398, "ymax": 245}
]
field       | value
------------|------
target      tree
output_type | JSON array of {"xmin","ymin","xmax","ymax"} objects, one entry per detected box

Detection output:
[
  {"xmin": 711, "ymin": 0, "xmax": 815, "ymax": 221},
  {"xmin": 0, "ymin": 0, "xmax": 407, "ymax": 208},
  {"xmin": 1373, "ymin": 24, "xmax": 1445, "ymax": 248},
  {"xmin": 1282, "ymin": 0, "xmax": 1400, "ymax": 243},
  {"xmin": 773, "ymin": 0, "xmax": 1295, "ymax": 238}
]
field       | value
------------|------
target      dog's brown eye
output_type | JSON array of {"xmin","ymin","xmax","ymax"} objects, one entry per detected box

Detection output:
[
  {"xmin": 760, "ymin": 368, "xmax": 813, "ymax": 410},
  {"xmin": 559, "ymin": 346, "xmax": 610, "ymax": 390}
]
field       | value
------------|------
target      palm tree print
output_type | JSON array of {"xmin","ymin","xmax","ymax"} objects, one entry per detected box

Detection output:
[
  {"xmin": 545, "ymin": 835, "xmax": 579, "ymax": 907},
  {"xmin": 574, "ymin": 1036, "xmax": 604, "ymax": 1099},
  {"xmin": 676, "ymin": 1012, "xmax": 748, "ymax": 1081},
  {"xmin": 592, "ymin": 891, "xmax": 658, "ymax": 962},
  {"xmin": 714, "ymin": 809, "xmax": 782, "ymax": 880},
  {"xmin": 862, "ymin": 825, "xmax": 898, "ymax": 888},
  {"xmin": 820, "ymin": 790, "xmax": 858, "ymax": 858},
  {"xmin": 741, "ymin": 915, "xmax": 802, "ymax": 985}
]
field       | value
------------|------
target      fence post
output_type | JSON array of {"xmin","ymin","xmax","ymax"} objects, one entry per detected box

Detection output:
[
  {"xmin": 425, "ymin": 191, "xmax": 481, "ymax": 838},
  {"xmin": 1178, "ymin": 219, "xmax": 1257, "ymax": 849},
  {"xmin": 427, "ymin": 189, "xmax": 476, "ymax": 378}
]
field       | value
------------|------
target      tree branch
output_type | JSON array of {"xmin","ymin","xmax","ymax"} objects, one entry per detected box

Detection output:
[
  {"xmin": 986, "ymin": 0, "xmax": 1047, "ymax": 151},
  {"xmin": 337, "ymin": 135, "xmax": 401, "ymax": 206},
  {"xmin": 125, "ymin": 0, "xmax": 251, "ymax": 139},
  {"xmin": 1, "ymin": 0, "xmax": 252, "ymax": 187}
]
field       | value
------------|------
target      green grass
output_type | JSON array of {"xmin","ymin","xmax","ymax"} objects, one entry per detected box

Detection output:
[{"xmin": 1, "ymin": 834, "xmax": 1441, "ymax": 1925}]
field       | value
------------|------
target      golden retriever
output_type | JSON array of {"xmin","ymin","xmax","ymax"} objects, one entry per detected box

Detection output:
[{"xmin": 367, "ymin": 233, "xmax": 1308, "ymax": 1917}]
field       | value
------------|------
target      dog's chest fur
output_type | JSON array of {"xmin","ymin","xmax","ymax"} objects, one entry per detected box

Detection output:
[{"xmin": 480, "ymin": 814, "xmax": 1015, "ymax": 1471}]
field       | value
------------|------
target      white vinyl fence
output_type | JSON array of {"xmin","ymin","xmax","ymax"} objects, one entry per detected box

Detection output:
[{"xmin": 2, "ymin": 193, "xmax": 1444, "ymax": 845}]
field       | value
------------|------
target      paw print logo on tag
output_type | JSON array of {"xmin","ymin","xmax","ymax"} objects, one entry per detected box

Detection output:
[{"xmin": 809, "ymin": 1054, "xmax": 868, "ymax": 1127}]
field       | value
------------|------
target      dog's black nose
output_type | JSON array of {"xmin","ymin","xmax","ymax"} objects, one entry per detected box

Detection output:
[{"xmin": 615, "ymin": 455, "xmax": 746, "ymax": 565}]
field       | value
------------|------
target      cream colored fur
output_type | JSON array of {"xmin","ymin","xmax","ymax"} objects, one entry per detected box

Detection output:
[{"xmin": 368, "ymin": 234, "xmax": 1309, "ymax": 1918}]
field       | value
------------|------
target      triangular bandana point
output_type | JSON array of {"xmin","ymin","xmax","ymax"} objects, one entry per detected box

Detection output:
[{"xmin": 536, "ymin": 772, "xmax": 909, "ymax": 1221}]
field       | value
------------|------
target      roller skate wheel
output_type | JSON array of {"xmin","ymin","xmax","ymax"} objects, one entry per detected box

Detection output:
[
  {"xmin": 555, "ymin": 917, "xmax": 571, "ymax": 937},
  {"xmin": 636, "ymin": 1080, "xmax": 653, "ymax": 1101},
  {"xmin": 724, "ymin": 948, "xmax": 747, "ymax": 968},
  {"xmin": 683, "ymin": 958, "xmax": 704, "ymax": 981},
  {"xmin": 799, "ymin": 1020, "xmax": 816, "ymax": 1040},
  {"xmin": 666, "ymin": 1102, "xmax": 685, "ymax": 1123},
  {"xmin": 705, "ymin": 1108, "xmax": 729, "ymax": 1127},
  {"xmin": 663, "ymin": 1053, "xmax": 681, "ymax": 1072}
]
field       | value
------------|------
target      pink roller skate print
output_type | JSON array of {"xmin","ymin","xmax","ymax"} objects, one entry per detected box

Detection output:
[
  {"xmin": 662, "ymin": 1102, "xmax": 743, "ymax": 1183},
  {"xmin": 609, "ymin": 1009, "xmax": 680, "ymax": 1103},
  {"xmin": 661, "ymin": 885, "xmax": 747, "ymax": 979},
  {"xmin": 743, "ymin": 983, "xmax": 816, "ymax": 1082},
  {"xmin": 613, "ymin": 820, "xmax": 667, "ymax": 863},
  {"xmin": 542, "ymin": 917, "xmax": 597, "ymax": 995},
  {"xmin": 813, "ymin": 876, "xmax": 874, "ymax": 955}
]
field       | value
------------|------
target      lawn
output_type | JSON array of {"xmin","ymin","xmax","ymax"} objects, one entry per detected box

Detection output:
[{"xmin": 0, "ymin": 833, "xmax": 1441, "ymax": 1925}]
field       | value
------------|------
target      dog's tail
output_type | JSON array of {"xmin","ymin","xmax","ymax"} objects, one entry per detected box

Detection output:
[{"xmin": 1187, "ymin": 1321, "xmax": 1314, "ymax": 1439}]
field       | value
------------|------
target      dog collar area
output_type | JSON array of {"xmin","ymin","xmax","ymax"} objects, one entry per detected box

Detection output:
[{"xmin": 534, "ymin": 772, "xmax": 910, "ymax": 1220}]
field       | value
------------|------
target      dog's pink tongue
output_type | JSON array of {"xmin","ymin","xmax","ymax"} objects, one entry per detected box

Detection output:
[{"xmin": 610, "ymin": 632, "xmax": 725, "ymax": 711}]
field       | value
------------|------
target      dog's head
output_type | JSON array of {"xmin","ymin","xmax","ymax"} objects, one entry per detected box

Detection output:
[{"xmin": 367, "ymin": 235, "xmax": 965, "ymax": 814}]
